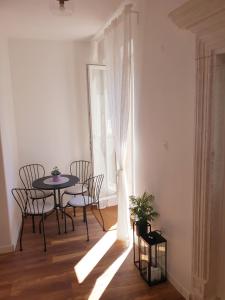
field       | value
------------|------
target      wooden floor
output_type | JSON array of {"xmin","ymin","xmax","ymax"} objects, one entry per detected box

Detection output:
[{"xmin": 0, "ymin": 206, "xmax": 184, "ymax": 300}]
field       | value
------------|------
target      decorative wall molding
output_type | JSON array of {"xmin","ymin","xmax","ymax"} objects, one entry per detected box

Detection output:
[
  {"xmin": 169, "ymin": 1, "xmax": 225, "ymax": 299},
  {"xmin": 169, "ymin": 0, "xmax": 225, "ymax": 50},
  {"xmin": 191, "ymin": 40, "xmax": 215, "ymax": 300}
]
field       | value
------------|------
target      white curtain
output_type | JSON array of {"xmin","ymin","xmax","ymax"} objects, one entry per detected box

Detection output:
[{"xmin": 104, "ymin": 4, "xmax": 133, "ymax": 242}]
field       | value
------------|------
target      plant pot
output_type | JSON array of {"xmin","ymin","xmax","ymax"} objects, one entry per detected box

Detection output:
[
  {"xmin": 136, "ymin": 221, "xmax": 148, "ymax": 236},
  {"xmin": 52, "ymin": 175, "xmax": 61, "ymax": 182}
]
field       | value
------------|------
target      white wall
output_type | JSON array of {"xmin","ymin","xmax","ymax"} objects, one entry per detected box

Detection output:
[
  {"xmin": 0, "ymin": 38, "xmax": 91, "ymax": 252},
  {"xmin": 133, "ymin": 0, "xmax": 195, "ymax": 297},
  {"xmin": 0, "ymin": 38, "xmax": 20, "ymax": 251},
  {"xmin": 9, "ymin": 39, "xmax": 91, "ymax": 175}
]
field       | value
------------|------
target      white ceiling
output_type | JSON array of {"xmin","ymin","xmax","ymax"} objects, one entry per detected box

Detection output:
[{"xmin": 0, "ymin": 0, "xmax": 123, "ymax": 40}]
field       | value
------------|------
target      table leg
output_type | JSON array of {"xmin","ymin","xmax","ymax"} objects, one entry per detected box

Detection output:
[
  {"xmin": 54, "ymin": 189, "xmax": 61, "ymax": 234},
  {"xmin": 58, "ymin": 189, "xmax": 64, "ymax": 219}
]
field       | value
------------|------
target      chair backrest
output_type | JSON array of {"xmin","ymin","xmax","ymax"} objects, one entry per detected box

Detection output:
[
  {"xmin": 70, "ymin": 160, "xmax": 92, "ymax": 184},
  {"xmin": 12, "ymin": 188, "xmax": 47, "ymax": 215},
  {"xmin": 19, "ymin": 164, "xmax": 45, "ymax": 189},
  {"xmin": 84, "ymin": 174, "xmax": 104, "ymax": 205}
]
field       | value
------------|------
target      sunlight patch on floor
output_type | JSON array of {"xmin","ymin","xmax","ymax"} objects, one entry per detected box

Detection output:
[
  {"xmin": 52, "ymin": 251, "xmax": 84, "ymax": 263},
  {"xmin": 74, "ymin": 225, "xmax": 117, "ymax": 283},
  {"xmin": 51, "ymin": 235, "xmax": 82, "ymax": 245},
  {"xmin": 88, "ymin": 241, "xmax": 132, "ymax": 300}
]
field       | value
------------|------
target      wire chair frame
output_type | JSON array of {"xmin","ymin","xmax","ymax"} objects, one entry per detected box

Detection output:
[
  {"xmin": 65, "ymin": 174, "xmax": 105, "ymax": 241},
  {"xmin": 70, "ymin": 160, "xmax": 92, "ymax": 184},
  {"xmin": 63, "ymin": 160, "xmax": 92, "ymax": 218},
  {"xmin": 19, "ymin": 163, "xmax": 54, "ymax": 233},
  {"xmin": 83, "ymin": 174, "xmax": 104, "ymax": 206},
  {"xmin": 12, "ymin": 188, "xmax": 47, "ymax": 215},
  {"xmin": 19, "ymin": 164, "xmax": 45, "ymax": 189},
  {"xmin": 12, "ymin": 188, "xmax": 53, "ymax": 252}
]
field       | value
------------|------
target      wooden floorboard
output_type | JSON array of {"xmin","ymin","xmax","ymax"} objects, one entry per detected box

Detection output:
[{"xmin": 0, "ymin": 206, "xmax": 184, "ymax": 300}]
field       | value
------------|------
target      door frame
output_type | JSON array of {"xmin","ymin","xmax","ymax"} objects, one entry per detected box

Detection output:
[{"xmin": 86, "ymin": 64, "xmax": 106, "ymax": 170}]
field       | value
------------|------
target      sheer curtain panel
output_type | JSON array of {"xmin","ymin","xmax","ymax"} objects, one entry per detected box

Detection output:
[{"xmin": 104, "ymin": 4, "xmax": 133, "ymax": 242}]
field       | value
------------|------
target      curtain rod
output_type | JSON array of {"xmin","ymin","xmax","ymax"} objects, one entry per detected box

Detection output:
[{"xmin": 92, "ymin": 3, "xmax": 139, "ymax": 42}]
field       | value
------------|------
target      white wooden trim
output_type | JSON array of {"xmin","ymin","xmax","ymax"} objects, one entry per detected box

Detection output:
[
  {"xmin": 0, "ymin": 244, "xmax": 14, "ymax": 254},
  {"xmin": 12, "ymin": 221, "xmax": 21, "ymax": 251},
  {"xmin": 167, "ymin": 272, "xmax": 191, "ymax": 300},
  {"xmin": 169, "ymin": 0, "xmax": 225, "ymax": 50},
  {"xmin": 170, "ymin": 2, "xmax": 225, "ymax": 299},
  {"xmin": 86, "ymin": 64, "xmax": 107, "ymax": 166}
]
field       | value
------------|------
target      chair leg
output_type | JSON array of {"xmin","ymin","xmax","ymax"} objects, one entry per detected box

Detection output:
[
  {"xmin": 84, "ymin": 207, "xmax": 89, "ymax": 241},
  {"xmin": 32, "ymin": 215, "xmax": 36, "ymax": 233},
  {"xmin": 72, "ymin": 218, "xmax": 75, "ymax": 231},
  {"xmin": 39, "ymin": 218, "xmax": 42, "ymax": 234},
  {"xmin": 83, "ymin": 206, "xmax": 86, "ymax": 222},
  {"xmin": 73, "ymin": 207, "xmax": 76, "ymax": 217},
  {"xmin": 70, "ymin": 209, "xmax": 75, "ymax": 231},
  {"xmin": 55, "ymin": 208, "xmax": 61, "ymax": 234},
  {"xmin": 64, "ymin": 207, "xmax": 67, "ymax": 234},
  {"xmin": 42, "ymin": 216, "xmax": 47, "ymax": 252},
  {"xmin": 64, "ymin": 207, "xmax": 75, "ymax": 232},
  {"xmin": 40, "ymin": 211, "xmax": 54, "ymax": 234},
  {"xmin": 98, "ymin": 205, "xmax": 106, "ymax": 232},
  {"xmin": 19, "ymin": 216, "xmax": 25, "ymax": 251}
]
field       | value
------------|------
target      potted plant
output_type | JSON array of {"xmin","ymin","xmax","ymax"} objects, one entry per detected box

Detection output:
[
  {"xmin": 51, "ymin": 166, "xmax": 61, "ymax": 182},
  {"xmin": 129, "ymin": 192, "xmax": 159, "ymax": 236}
]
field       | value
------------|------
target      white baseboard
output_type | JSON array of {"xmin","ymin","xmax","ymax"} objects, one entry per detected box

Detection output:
[
  {"xmin": 0, "ymin": 244, "xmax": 14, "ymax": 254},
  {"xmin": 0, "ymin": 221, "xmax": 21, "ymax": 254},
  {"xmin": 167, "ymin": 272, "xmax": 191, "ymax": 300},
  {"xmin": 12, "ymin": 223, "xmax": 21, "ymax": 251}
]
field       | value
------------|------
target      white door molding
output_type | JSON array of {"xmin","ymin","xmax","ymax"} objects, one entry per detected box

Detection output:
[
  {"xmin": 191, "ymin": 40, "xmax": 216, "ymax": 300},
  {"xmin": 169, "ymin": 1, "xmax": 225, "ymax": 299},
  {"xmin": 169, "ymin": 0, "xmax": 225, "ymax": 51}
]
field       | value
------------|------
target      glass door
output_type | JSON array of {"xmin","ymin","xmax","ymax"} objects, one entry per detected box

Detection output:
[{"xmin": 87, "ymin": 64, "xmax": 117, "ymax": 199}]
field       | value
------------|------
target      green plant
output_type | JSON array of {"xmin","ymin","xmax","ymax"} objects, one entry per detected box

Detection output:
[
  {"xmin": 129, "ymin": 192, "xmax": 159, "ymax": 223},
  {"xmin": 51, "ymin": 166, "xmax": 61, "ymax": 176}
]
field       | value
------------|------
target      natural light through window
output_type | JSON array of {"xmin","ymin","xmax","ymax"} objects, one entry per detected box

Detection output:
[
  {"xmin": 74, "ymin": 226, "xmax": 117, "ymax": 283},
  {"xmin": 88, "ymin": 241, "xmax": 132, "ymax": 300}
]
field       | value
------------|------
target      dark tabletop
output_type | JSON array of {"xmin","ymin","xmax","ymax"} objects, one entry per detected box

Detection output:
[{"xmin": 32, "ymin": 175, "xmax": 79, "ymax": 190}]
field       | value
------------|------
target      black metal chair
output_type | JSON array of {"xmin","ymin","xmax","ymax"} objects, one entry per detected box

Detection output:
[
  {"xmin": 19, "ymin": 164, "xmax": 53, "ymax": 232},
  {"xmin": 12, "ymin": 188, "xmax": 55, "ymax": 251},
  {"xmin": 64, "ymin": 174, "xmax": 105, "ymax": 240},
  {"xmin": 61, "ymin": 160, "xmax": 92, "ymax": 218}
]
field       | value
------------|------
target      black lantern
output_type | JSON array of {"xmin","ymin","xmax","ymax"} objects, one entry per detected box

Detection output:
[
  {"xmin": 133, "ymin": 222, "xmax": 167, "ymax": 286},
  {"xmin": 133, "ymin": 221, "xmax": 151, "ymax": 268}
]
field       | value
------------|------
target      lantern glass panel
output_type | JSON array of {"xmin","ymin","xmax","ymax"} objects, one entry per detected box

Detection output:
[
  {"xmin": 133, "ymin": 221, "xmax": 151, "ymax": 269},
  {"xmin": 133, "ymin": 223, "xmax": 140, "ymax": 268},
  {"xmin": 157, "ymin": 242, "xmax": 166, "ymax": 280},
  {"xmin": 140, "ymin": 238, "xmax": 149, "ymax": 281}
]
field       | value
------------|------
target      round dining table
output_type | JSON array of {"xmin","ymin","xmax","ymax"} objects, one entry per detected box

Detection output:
[{"xmin": 32, "ymin": 174, "xmax": 79, "ymax": 234}]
